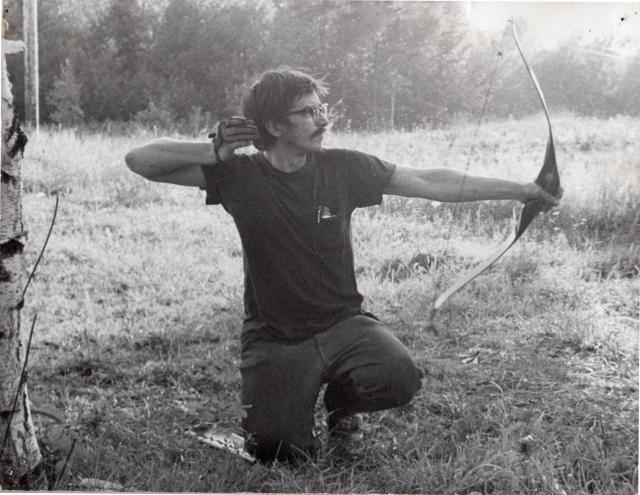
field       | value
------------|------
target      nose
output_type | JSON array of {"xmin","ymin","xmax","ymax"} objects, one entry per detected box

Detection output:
[
  {"xmin": 314, "ymin": 108, "xmax": 329, "ymax": 125},
  {"xmin": 315, "ymin": 113, "xmax": 329, "ymax": 127}
]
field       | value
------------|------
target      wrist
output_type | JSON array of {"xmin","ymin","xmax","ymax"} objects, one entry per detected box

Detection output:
[
  {"xmin": 214, "ymin": 146, "xmax": 225, "ymax": 164},
  {"xmin": 518, "ymin": 182, "xmax": 533, "ymax": 203},
  {"xmin": 206, "ymin": 131, "xmax": 226, "ymax": 165}
]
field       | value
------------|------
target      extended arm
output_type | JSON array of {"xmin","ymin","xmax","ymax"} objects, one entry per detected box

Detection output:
[{"xmin": 383, "ymin": 166, "xmax": 558, "ymax": 205}]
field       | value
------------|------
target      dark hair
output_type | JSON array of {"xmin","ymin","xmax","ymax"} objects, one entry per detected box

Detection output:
[{"xmin": 243, "ymin": 67, "xmax": 328, "ymax": 149}]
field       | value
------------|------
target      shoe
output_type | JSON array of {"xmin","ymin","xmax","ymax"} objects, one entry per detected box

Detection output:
[{"xmin": 327, "ymin": 412, "xmax": 364, "ymax": 442}]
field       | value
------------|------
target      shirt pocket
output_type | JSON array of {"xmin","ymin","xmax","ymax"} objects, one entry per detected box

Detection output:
[{"xmin": 314, "ymin": 214, "xmax": 347, "ymax": 251}]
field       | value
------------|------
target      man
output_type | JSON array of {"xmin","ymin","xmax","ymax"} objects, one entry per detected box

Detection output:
[{"xmin": 125, "ymin": 68, "xmax": 559, "ymax": 463}]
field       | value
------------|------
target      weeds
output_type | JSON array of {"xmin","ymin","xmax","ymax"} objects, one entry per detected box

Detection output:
[{"xmin": 17, "ymin": 116, "xmax": 639, "ymax": 493}]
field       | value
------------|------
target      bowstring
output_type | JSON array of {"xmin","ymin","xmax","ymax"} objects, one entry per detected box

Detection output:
[{"xmin": 432, "ymin": 22, "xmax": 510, "ymax": 317}]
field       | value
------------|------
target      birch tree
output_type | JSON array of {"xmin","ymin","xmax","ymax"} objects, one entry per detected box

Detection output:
[{"xmin": 0, "ymin": 27, "xmax": 44, "ymax": 489}]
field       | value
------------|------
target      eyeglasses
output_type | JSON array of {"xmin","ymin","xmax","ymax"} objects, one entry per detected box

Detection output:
[{"xmin": 285, "ymin": 103, "xmax": 329, "ymax": 122}]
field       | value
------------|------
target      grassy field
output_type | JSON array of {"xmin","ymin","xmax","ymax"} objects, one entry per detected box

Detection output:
[{"xmin": 17, "ymin": 113, "xmax": 639, "ymax": 493}]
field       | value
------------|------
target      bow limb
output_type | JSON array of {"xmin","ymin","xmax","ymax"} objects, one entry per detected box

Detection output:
[
  {"xmin": 511, "ymin": 20, "xmax": 560, "ymax": 238},
  {"xmin": 433, "ymin": 233, "xmax": 515, "ymax": 311},
  {"xmin": 429, "ymin": 20, "xmax": 561, "ymax": 317}
]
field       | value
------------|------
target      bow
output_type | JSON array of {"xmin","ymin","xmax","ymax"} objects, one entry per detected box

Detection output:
[{"xmin": 429, "ymin": 20, "xmax": 561, "ymax": 321}]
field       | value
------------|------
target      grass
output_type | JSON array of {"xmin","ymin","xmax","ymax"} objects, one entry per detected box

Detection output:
[{"xmin": 16, "ymin": 113, "xmax": 639, "ymax": 493}]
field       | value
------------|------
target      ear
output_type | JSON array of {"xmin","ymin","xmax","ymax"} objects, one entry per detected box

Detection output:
[{"xmin": 264, "ymin": 119, "xmax": 284, "ymax": 138}]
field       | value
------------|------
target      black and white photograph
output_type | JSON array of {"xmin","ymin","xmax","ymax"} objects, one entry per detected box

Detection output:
[{"xmin": 1, "ymin": 0, "xmax": 638, "ymax": 492}]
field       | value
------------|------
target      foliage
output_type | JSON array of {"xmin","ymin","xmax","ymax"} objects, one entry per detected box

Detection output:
[
  {"xmin": 47, "ymin": 59, "xmax": 84, "ymax": 126},
  {"xmin": 77, "ymin": 0, "xmax": 155, "ymax": 121},
  {"xmin": 613, "ymin": 52, "xmax": 640, "ymax": 115},
  {"xmin": 133, "ymin": 99, "xmax": 176, "ymax": 132},
  {"xmin": 11, "ymin": 0, "xmax": 636, "ymax": 128}
]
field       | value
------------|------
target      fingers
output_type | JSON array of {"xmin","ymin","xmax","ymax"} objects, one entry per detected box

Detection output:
[
  {"xmin": 218, "ymin": 117, "xmax": 260, "ymax": 143},
  {"xmin": 221, "ymin": 126, "xmax": 258, "ymax": 141},
  {"xmin": 222, "ymin": 133, "xmax": 259, "ymax": 144},
  {"xmin": 526, "ymin": 182, "xmax": 561, "ymax": 207},
  {"xmin": 539, "ymin": 184, "xmax": 562, "ymax": 212},
  {"xmin": 210, "ymin": 117, "xmax": 260, "ymax": 162},
  {"xmin": 542, "ymin": 188, "xmax": 560, "ymax": 206}
]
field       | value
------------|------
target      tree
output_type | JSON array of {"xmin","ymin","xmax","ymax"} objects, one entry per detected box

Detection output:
[
  {"xmin": 48, "ymin": 59, "xmax": 84, "ymax": 126},
  {"xmin": 536, "ymin": 37, "xmax": 617, "ymax": 117},
  {"xmin": 145, "ymin": 0, "xmax": 270, "ymax": 123},
  {"xmin": 80, "ymin": 0, "xmax": 154, "ymax": 121},
  {"xmin": 0, "ymin": 22, "xmax": 45, "ymax": 490},
  {"xmin": 614, "ymin": 52, "xmax": 640, "ymax": 116},
  {"xmin": 37, "ymin": 0, "xmax": 91, "ymax": 123}
]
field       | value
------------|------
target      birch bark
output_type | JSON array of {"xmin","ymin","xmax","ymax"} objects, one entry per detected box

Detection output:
[{"xmin": 0, "ymin": 29, "xmax": 43, "ymax": 488}]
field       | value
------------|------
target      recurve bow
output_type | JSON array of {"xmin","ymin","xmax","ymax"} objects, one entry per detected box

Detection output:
[{"xmin": 429, "ymin": 20, "xmax": 561, "ymax": 323}]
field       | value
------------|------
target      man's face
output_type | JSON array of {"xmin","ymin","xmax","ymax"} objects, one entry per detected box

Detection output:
[{"xmin": 276, "ymin": 92, "xmax": 329, "ymax": 153}]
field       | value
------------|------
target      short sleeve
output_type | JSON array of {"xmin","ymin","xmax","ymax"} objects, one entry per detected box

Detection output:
[
  {"xmin": 201, "ymin": 164, "xmax": 223, "ymax": 205},
  {"xmin": 200, "ymin": 155, "xmax": 242, "ymax": 206},
  {"xmin": 344, "ymin": 150, "xmax": 396, "ymax": 208}
]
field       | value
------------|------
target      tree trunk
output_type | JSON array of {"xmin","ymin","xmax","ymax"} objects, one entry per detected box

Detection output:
[{"xmin": 0, "ymin": 28, "xmax": 44, "ymax": 489}]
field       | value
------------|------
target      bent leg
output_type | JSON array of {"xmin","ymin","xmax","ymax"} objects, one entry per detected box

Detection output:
[
  {"xmin": 240, "ymin": 336, "xmax": 323, "ymax": 463},
  {"xmin": 318, "ymin": 315, "xmax": 423, "ymax": 416}
]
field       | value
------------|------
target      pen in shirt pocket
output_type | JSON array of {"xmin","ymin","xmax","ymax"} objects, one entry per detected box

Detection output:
[{"xmin": 317, "ymin": 205, "xmax": 337, "ymax": 223}]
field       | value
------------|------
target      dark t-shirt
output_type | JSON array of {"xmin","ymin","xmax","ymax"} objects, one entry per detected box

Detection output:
[{"xmin": 202, "ymin": 148, "xmax": 395, "ymax": 342}]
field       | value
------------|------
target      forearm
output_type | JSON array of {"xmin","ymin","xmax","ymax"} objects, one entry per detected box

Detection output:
[
  {"xmin": 433, "ymin": 169, "xmax": 525, "ymax": 202},
  {"xmin": 407, "ymin": 168, "xmax": 526, "ymax": 203},
  {"xmin": 125, "ymin": 138, "xmax": 216, "ymax": 181}
]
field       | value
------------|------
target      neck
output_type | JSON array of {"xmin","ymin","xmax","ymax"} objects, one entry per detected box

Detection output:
[{"xmin": 263, "ymin": 144, "xmax": 308, "ymax": 173}]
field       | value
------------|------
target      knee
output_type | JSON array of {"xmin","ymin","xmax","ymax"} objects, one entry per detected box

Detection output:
[
  {"xmin": 386, "ymin": 357, "xmax": 423, "ymax": 406},
  {"xmin": 355, "ymin": 354, "xmax": 422, "ymax": 408},
  {"xmin": 368, "ymin": 324, "xmax": 423, "ymax": 406}
]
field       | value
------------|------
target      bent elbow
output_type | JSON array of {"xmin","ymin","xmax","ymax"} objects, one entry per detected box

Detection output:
[
  {"xmin": 124, "ymin": 149, "xmax": 137, "ymax": 171},
  {"xmin": 125, "ymin": 148, "xmax": 146, "ymax": 177}
]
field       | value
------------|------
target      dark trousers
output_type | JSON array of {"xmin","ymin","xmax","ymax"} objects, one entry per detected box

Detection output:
[{"xmin": 239, "ymin": 314, "xmax": 423, "ymax": 462}]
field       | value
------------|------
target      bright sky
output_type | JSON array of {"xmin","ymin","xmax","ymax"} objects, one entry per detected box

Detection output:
[{"xmin": 463, "ymin": 2, "xmax": 640, "ymax": 59}]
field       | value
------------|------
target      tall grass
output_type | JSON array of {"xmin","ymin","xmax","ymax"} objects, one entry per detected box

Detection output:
[
  {"xmin": 26, "ymin": 112, "xmax": 639, "ymax": 241},
  {"xmin": 18, "ymin": 114, "xmax": 638, "ymax": 493}
]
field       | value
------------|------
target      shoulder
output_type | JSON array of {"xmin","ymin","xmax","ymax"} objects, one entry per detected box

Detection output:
[
  {"xmin": 315, "ymin": 148, "xmax": 384, "ymax": 168},
  {"xmin": 201, "ymin": 151, "xmax": 264, "ymax": 204},
  {"xmin": 316, "ymin": 150, "xmax": 396, "ymax": 208},
  {"xmin": 317, "ymin": 148, "xmax": 368, "ymax": 161},
  {"xmin": 202, "ymin": 151, "xmax": 263, "ymax": 186},
  {"xmin": 318, "ymin": 148, "xmax": 395, "ymax": 174}
]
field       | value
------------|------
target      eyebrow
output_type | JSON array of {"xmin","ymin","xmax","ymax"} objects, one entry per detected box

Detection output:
[{"xmin": 288, "ymin": 104, "xmax": 320, "ymax": 113}]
